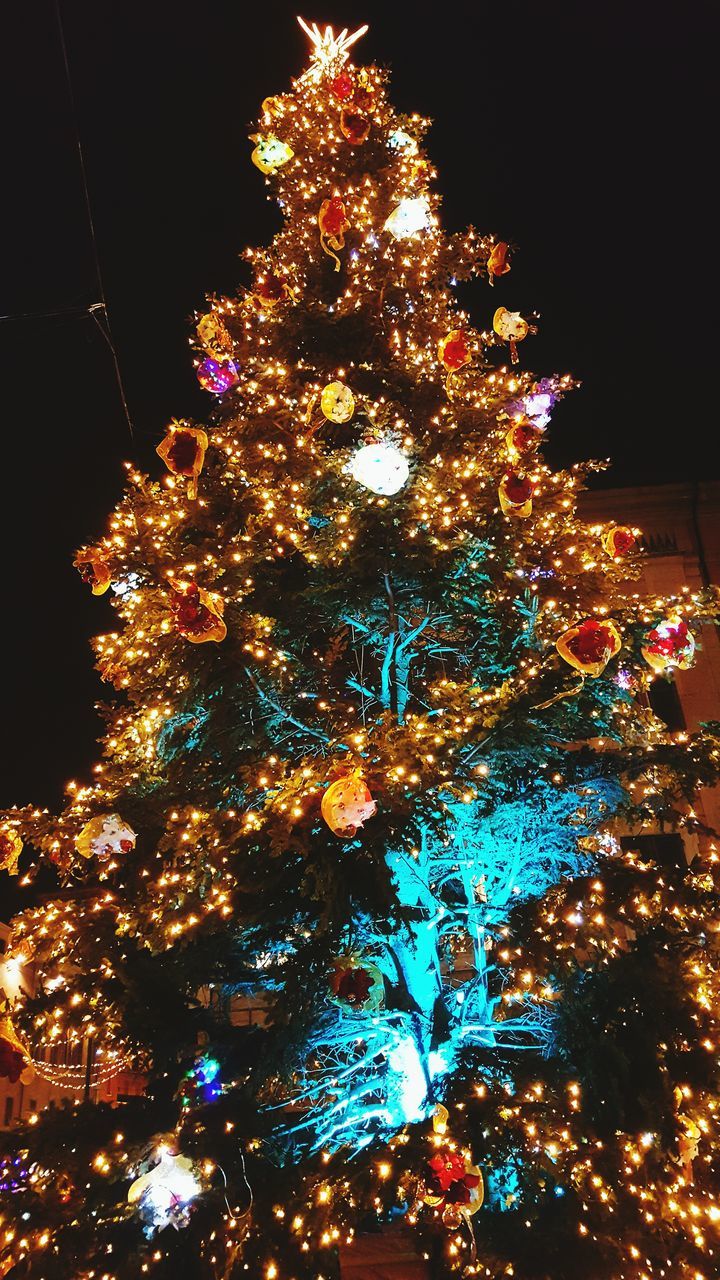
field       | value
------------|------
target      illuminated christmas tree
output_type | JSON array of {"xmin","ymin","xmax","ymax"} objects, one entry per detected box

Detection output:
[{"xmin": 2, "ymin": 19, "xmax": 720, "ymax": 1280}]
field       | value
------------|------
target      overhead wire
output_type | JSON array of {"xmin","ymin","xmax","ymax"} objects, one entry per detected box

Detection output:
[
  {"xmin": 53, "ymin": 0, "xmax": 135, "ymax": 441},
  {"xmin": 0, "ymin": 2, "xmax": 136, "ymax": 441}
]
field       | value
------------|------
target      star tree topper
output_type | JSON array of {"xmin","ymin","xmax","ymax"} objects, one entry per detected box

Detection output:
[{"xmin": 296, "ymin": 15, "xmax": 369, "ymax": 79}]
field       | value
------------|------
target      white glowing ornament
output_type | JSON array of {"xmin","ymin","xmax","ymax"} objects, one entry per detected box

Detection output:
[
  {"xmin": 250, "ymin": 135, "xmax": 294, "ymax": 175},
  {"xmin": 111, "ymin": 571, "xmax": 142, "ymax": 599},
  {"xmin": 523, "ymin": 391, "xmax": 554, "ymax": 427},
  {"xmin": 128, "ymin": 1149, "xmax": 201, "ymax": 1233},
  {"xmin": 387, "ymin": 129, "xmax": 417, "ymax": 154},
  {"xmin": 350, "ymin": 442, "xmax": 410, "ymax": 496},
  {"xmin": 384, "ymin": 197, "xmax": 431, "ymax": 240}
]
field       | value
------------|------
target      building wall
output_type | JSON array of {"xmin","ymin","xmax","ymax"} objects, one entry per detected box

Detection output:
[{"xmin": 579, "ymin": 481, "xmax": 720, "ymax": 836}]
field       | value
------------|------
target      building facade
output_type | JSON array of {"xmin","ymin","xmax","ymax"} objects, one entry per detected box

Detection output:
[
  {"xmin": 578, "ymin": 481, "xmax": 720, "ymax": 840},
  {"xmin": 0, "ymin": 921, "xmax": 144, "ymax": 1130}
]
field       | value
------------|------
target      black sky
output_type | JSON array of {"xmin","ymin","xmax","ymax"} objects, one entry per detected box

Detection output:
[{"xmin": 1, "ymin": 0, "xmax": 718, "ymax": 836}]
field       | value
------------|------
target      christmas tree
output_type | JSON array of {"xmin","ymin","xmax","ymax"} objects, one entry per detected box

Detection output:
[{"xmin": 2, "ymin": 18, "xmax": 720, "ymax": 1280}]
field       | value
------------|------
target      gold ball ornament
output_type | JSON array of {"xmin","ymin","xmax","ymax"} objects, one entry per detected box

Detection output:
[
  {"xmin": 128, "ymin": 1147, "xmax": 202, "ymax": 1232},
  {"xmin": 487, "ymin": 240, "xmax": 511, "ymax": 284},
  {"xmin": 320, "ymin": 381, "xmax": 355, "ymax": 423},
  {"xmin": 0, "ymin": 828, "xmax": 23, "ymax": 876},
  {"xmin": 493, "ymin": 306, "xmax": 535, "ymax": 363},
  {"xmin": 196, "ymin": 312, "xmax": 232, "ymax": 358},
  {"xmin": 74, "ymin": 548, "xmax": 112, "ymax": 596},
  {"xmin": 321, "ymin": 770, "xmax": 377, "ymax": 838},
  {"xmin": 384, "ymin": 196, "xmax": 431, "ymax": 240},
  {"xmin": 0, "ymin": 1006, "xmax": 34, "ymax": 1085},
  {"xmin": 76, "ymin": 813, "xmax": 137, "ymax": 862}
]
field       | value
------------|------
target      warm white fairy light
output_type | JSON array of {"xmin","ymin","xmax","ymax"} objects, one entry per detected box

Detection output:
[{"xmin": 31, "ymin": 1054, "xmax": 130, "ymax": 1089}]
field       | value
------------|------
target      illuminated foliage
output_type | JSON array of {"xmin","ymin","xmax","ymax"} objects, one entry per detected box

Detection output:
[{"xmin": 1, "ymin": 19, "xmax": 720, "ymax": 1280}]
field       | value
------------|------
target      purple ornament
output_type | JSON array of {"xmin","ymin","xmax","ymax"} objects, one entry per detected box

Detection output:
[
  {"xmin": 615, "ymin": 667, "xmax": 635, "ymax": 691},
  {"xmin": 196, "ymin": 356, "xmax": 239, "ymax": 395},
  {"xmin": 523, "ymin": 378, "xmax": 557, "ymax": 426},
  {"xmin": 503, "ymin": 378, "xmax": 558, "ymax": 429}
]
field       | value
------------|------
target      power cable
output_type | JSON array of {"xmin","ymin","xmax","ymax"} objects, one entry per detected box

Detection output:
[{"xmin": 52, "ymin": 0, "xmax": 135, "ymax": 441}]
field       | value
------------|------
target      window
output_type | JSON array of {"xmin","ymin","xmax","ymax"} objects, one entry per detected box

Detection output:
[
  {"xmin": 648, "ymin": 677, "xmax": 686, "ymax": 732},
  {"xmin": 4, "ymin": 1096, "xmax": 14, "ymax": 1126},
  {"xmin": 620, "ymin": 833, "xmax": 687, "ymax": 868}
]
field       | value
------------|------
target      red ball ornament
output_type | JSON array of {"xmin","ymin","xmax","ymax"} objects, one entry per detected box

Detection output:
[
  {"xmin": 505, "ymin": 420, "xmax": 543, "ymax": 456},
  {"xmin": 340, "ymin": 108, "xmax": 371, "ymax": 145},
  {"xmin": 329, "ymin": 69, "xmax": 354, "ymax": 102},
  {"xmin": 318, "ymin": 197, "xmax": 350, "ymax": 271},
  {"xmin": 0, "ymin": 1010, "xmax": 32, "ymax": 1086},
  {"xmin": 423, "ymin": 1147, "xmax": 484, "ymax": 1217},
  {"xmin": 498, "ymin": 469, "xmax": 534, "ymax": 516},
  {"xmin": 642, "ymin": 617, "xmax": 695, "ymax": 672},
  {"xmin": 336, "ymin": 967, "xmax": 370, "ymax": 1004},
  {"xmin": 165, "ymin": 431, "xmax": 199, "ymax": 473},
  {"xmin": 603, "ymin": 526, "xmax": 636, "ymax": 558},
  {"xmin": 253, "ymin": 272, "xmax": 289, "ymax": 306},
  {"xmin": 329, "ymin": 956, "xmax": 384, "ymax": 1012},
  {"xmin": 171, "ymin": 582, "xmax": 227, "ymax": 644},
  {"xmin": 556, "ymin": 618, "xmax": 622, "ymax": 677},
  {"xmin": 156, "ymin": 423, "xmax": 208, "ymax": 500},
  {"xmin": 319, "ymin": 197, "xmax": 348, "ymax": 238},
  {"xmin": 438, "ymin": 329, "xmax": 471, "ymax": 372},
  {"xmin": 0, "ymin": 1038, "xmax": 25, "ymax": 1084},
  {"xmin": 352, "ymin": 83, "xmax": 375, "ymax": 112}
]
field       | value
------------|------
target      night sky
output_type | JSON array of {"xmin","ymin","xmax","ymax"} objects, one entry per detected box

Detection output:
[{"xmin": 1, "ymin": 0, "xmax": 718, "ymax": 840}]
